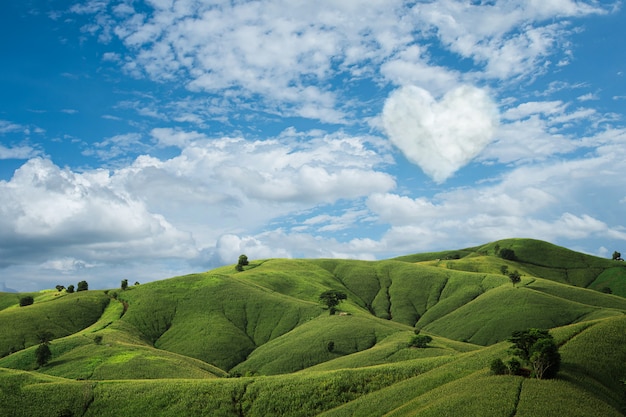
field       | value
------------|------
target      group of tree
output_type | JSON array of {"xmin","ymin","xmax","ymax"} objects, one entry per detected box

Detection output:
[
  {"xmin": 491, "ymin": 328, "xmax": 561, "ymax": 379},
  {"xmin": 612, "ymin": 251, "xmax": 624, "ymax": 261},
  {"xmin": 54, "ymin": 281, "xmax": 88, "ymax": 294},
  {"xmin": 235, "ymin": 254, "xmax": 249, "ymax": 272}
]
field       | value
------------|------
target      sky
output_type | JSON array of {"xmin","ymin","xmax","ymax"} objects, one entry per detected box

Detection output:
[{"xmin": 1, "ymin": 0, "xmax": 626, "ymax": 292}]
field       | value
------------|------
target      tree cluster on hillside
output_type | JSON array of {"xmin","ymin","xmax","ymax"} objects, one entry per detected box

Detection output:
[
  {"xmin": 55, "ymin": 281, "xmax": 89, "ymax": 293},
  {"xmin": 491, "ymin": 328, "xmax": 560, "ymax": 379},
  {"xmin": 613, "ymin": 251, "xmax": 624, "ymax": 261},
  {"xmin": 499, "ymin": 248, "xmax": 516, "ymax": 261}
]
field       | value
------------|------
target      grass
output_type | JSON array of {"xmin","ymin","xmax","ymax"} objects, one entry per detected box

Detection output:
[{"xmin": 1, "ymin": 238, "xmax": 626, "ymax": 416}]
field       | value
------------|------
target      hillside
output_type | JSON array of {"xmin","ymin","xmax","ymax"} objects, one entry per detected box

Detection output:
[{"xmin": 1, "ymin": 238, "xmax": 626, "ymax": 416}]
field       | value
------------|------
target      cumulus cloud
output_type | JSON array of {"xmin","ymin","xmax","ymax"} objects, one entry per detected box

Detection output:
[
  {"xmin": 382, "ymin": 85, "xmax": 499, "ymax": 183},
  {"xmin": 0, "ymin": 158, "xmax": 197, "ymax": 270}
]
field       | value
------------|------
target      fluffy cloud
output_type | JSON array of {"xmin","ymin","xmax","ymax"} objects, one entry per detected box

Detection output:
[
  {"xmin": 382, "ymin": 85, "xmax": 499, "ymax": 183},
  {"xmin": 0, "ymin": 158, "xmax": 197, "ymax": 269}
]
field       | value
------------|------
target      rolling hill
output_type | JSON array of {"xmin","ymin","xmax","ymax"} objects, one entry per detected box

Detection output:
[{"xmin": 1, "ymin": 238, "xmax": 625, "ymax": 416}]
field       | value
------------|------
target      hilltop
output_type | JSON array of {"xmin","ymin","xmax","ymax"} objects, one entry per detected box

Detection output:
[{"xmin": 1, "ymin": 238, "xmax": 626, "ymax": 416}]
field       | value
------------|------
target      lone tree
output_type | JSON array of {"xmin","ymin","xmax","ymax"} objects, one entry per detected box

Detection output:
[
  {"xmin": 66, "ymin": 285, "xmax": 75, "ymax": 294},
  {"xmin": 509, "ymin": 270, "xmax": 521, "ymax": 287},
  {"xmin": 77, "ymin": 280, "xmax": 88, "ymax": 292},
  {"xmin": 121, "ymin": 279, "xmax": 128, "ymax": 291},
  {"xmin": 612, "ymin": 251, "xmax": 623, "ymax": 261},
  {"xmin": 34, "ymin": 331, "xmax": 54, "ymax": 367},
  {"xmin": 499, "ymin": 248, "xmax": 516, "ymax": 261},
  {"xmin": 236, "ymin": 254, "xmax": 249, "ymax": 271},
  {"xmin": 319, "ymin": 290, "xmax": 347, "ymax": 315},
  {"xmin": 408, "ymin": 334, "xmax": 433, "ymax": 348},
  {"xmin": 19, "ymin": 296, "xmax": 34, "ymax": 307},
  {"xmin": 508, "ymin": 328, "xmax": 560, "ymax": 379}
]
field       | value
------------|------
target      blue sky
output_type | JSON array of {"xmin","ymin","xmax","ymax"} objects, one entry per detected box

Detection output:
[{"xmin": 1, "ymin": 0, "xmax": 626, "ymax": 291}]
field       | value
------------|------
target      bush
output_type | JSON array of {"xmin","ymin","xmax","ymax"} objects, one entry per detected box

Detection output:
[
  {"xmin": 19, "ymin": 296, "xmax": 34, "ymax": 307},
  {"xmin": 408, "ymin": 334, "xmax": 432, "ymax": 348},
  {"xmin": 66, "ymin": 285, "xmax": 75, "ymax": 294},
  {"xmin": 490, "ymin": 358, "xmax": 507, "ymax": 375},
  {"xmin": 506, "ymin": 358, "xmax": 521, "ymax": 375},
  {"xmin": 35, "ymin": 343, "xmax": 52, "ymax": 367},
  {"xmin": 77, "ymin": 281, "xmax": 88, "ymax": 292},
  {"xmin": 500, "ymin": 248, "xmax": 516, "ymax": 261},
  {"xmin": 327, "ymin": 341, "xmax": 335, "ymax": 352}
]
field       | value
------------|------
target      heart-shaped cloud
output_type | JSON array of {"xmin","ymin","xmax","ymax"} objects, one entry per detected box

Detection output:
[{"xmin": 383, "ymin": 85, "xmax": 499, "ymax": 183}]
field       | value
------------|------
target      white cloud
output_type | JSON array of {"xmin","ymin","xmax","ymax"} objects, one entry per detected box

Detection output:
[
  {"xmin": 0, "ymin": 158, "xmax": 197, "ymax": 269},
  {"xmin": 0, "ymin": 144, "xmax": 40, "ymax": 160},
  {"xmin": 382, "ymin": 85, "xmax": 499, "ymax": 183}
]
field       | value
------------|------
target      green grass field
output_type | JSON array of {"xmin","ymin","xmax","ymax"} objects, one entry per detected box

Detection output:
[{"xmin": 1, "ymin": 238, "xmax": 626, "ymax": 416}]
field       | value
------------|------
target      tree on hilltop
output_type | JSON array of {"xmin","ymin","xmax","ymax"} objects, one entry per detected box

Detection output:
[
  {"xmin": 319, "ymin": 290, "xmax": 347, "ymax": 315},
  {"xmin": 499, "ymin": 248, "xmax": 516, "ymax": 261},
  {"xmin": 66, "ymin": 285, "xmax": 75, "ymax": 293},
  {"xmin": 121, "ymin": 279, "xmax": 128, "ymax": 291},
  {"xmin": 236, "ymin": 254, "xmax": 249, "ymax": 271},
  {"xmin": 77, "ymin": 280, "xmax": 88, "ymax": 292},
  {"xmin": 612, "ymin": 251, "xmax": 623, "ymax": 261}
]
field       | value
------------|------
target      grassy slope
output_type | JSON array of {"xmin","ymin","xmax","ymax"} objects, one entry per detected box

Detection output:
[{"xmin": 2, "ymin": 238, "xmax": 626, "ymax": 416}]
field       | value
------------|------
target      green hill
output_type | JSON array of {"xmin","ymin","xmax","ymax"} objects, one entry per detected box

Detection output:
[{"xmin": 1, "ymin": 238, "xmax": 625, "ymax": 416}]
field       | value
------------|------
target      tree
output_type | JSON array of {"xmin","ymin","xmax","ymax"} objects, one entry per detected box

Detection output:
[
  {"xmin": 35, "ymin": 343, "xmax": 51, "ymax": 367},
  {"xmin": 529, "ymin": 337, "xmax": 560, "ymax": 379},
  {"xmin": 490, "ymin": 358, "xmax": 507, "ymax": 375},
  {"xmin": 508, "ymin": 328, "xmax": 560, "ymax": 379},
  {"xmin": 66, "ymin": 285, "xmax": 75, "ymax": 294},
  {"xmin": 121, "ymin": 279, "xmax": 128, "ymax": 291},
  {"xmin": 34, "ymin": 330, "xmax": 54, "ymax": 367},
  {"xmin": 55, "ymin": 285, "xmax": 65, "ymax": 292},
  {"xmin": 500, "ymin": 265, "xmax": 509, "ymax": 275},
  {"xmin": 612, "ymin": 251, "xmax": 623, "ymax": 261},
  {"xmin": 500, "ymin": 248, "xmax": 516, "ymax": 261},
  {"xmin": 319, "ymin": 290, "xmax": 347, "ymax": 315},
  {"xmin": 19, "ymin": 296, "xmax": 34, "ymax": 307},
  {"xmin": 508, "ymin": 270, "xmax": 521, "ymax": 287},
  {"xmin": 408, "ymin": 334, "xmax": 432, "ymax": 348},
  {"xmin": 236, "ymin": 254, "xmax": 249, "ymax": 271},
  {"xmin": 77, "ymin": 281, "xmax": 88, "ymax": 292}
]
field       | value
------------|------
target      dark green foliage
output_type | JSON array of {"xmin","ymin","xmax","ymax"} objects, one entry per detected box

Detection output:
[
  {"xmin": 601, "ymin": 286, "xmax": 613, "ymax": 294},
  {"xmin": 530, "ymin": 337, "xmax": 560, "ymax": 379},
  {"xmin": 500, "ymin": 265, "xmax": 509, "ymax": 275},
  {"xmin": 36, "ymin": 331, "xmax": 54, "ymax": 345},
  {"xmin": 77, "ymin": 281, "xmax": 88, "ymax": 292},
  {"xmin": 509, "ymin": 270, "xmax": 521, "ymax": 286},
  {"xmin": 612, "ymin": 251, "xmax": 623, "ymax": 261},
  {"xmin": 35, "ymin": 343, "xmax": 51, "ymax": 367},
  {"xmin": 55, "ymin": 285, "xmax": 65, "ymax": 292},
  {"xmin": 94, "ymin": 335, "xmax": 103, "ymax": 345},
  {"xmin": 66, "ymin": 285, "xmax": 75, "ymax": 293},
  {"xmin": 500, "ymin": 248, "xmax": 516, "ymax": 261},
  {"xmin": 408, "ymin": 334, "xmax": 432, "ymax": 348},
  {"xmin": 319, "ymin": 290, "xmax": 347, "ymax": 314},
  {"xmin": 236, "ymin": 254, "xmax": 249, "ymax": 271},
  {"xmin": 327, "ymin": 341, "xmax": 335, "ymax": 352},
  {"xmin": 508, "ymin": 328, "xmax": 560, "ymax": 379},
  {"xmin": 506, "ymin": 357, "xmax": 521, "ymax": 375},
  {"xmin": 490, "ymin": 358, "xmax": 507, "ymax": 375},
  {"xmin": 121, "ymin": 279, "xmax": 128, "ymax": 290},
  {"xmin": 19, "ymin": 296, "xmax": 34, "ymax": 307}
]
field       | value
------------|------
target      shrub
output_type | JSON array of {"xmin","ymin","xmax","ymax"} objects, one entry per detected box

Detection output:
[
  {"xmin": 66, "ymin": 285, "xmax": 75, "ymax": 293},
  {"xmin": 94, "ymin": 335, "xmax": 103, "ymax": 345},
  {"xmin": 35, "ymin": 343, "xmax": 52, "ymax": 367},
  {"xmin": 490, "ymin": 358, "xmax": 507, "ymax": 375},
  {"xmin": 408, "ymin": 334, "xmax": 432, "ymax": 348},
  {"xmin": 19, "ymin": 296, "xmax": 34, "ymax": 307},
  {"xmin": 506, "ymin": 357, "xmax": 521, "ymax": 375},
  {"xmin": 327, "ymin": 341, "xmax": 335, "ymax": 352}
]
